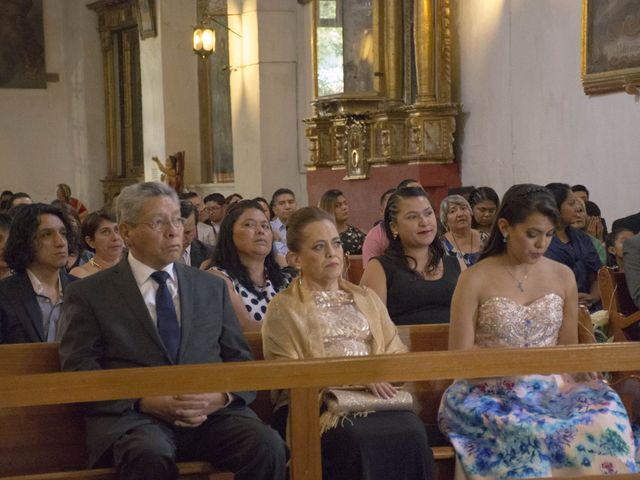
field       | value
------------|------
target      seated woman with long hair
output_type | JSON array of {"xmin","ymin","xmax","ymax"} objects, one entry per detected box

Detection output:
[
  {"xmin": 207, "ymin": 200, "xmax": 290, "ymax": 331},
  {"xmin": 70, "ymin": 210, "xmax": 124, "ymax": 278},
  {"xmin": 262, "ymin": 206, "xmax": 433, "ymax": 480},
  {"xmin": 468, "ymin": 186, "xmax": 499, "ymax": 239},
  {"xmin": 544, "ymin": 182, "xmax": 602, "ymax": 310},
  {"xmin": 438, "ymin": 184, "xmax": 636, "ymax": 478},
  {"xmin": 319, "ymin": 189, "xmax": 366, "ymax": 255},
  {"xmin": 360, "ymin": 187, "xmax": 463, "ymax": 325}
]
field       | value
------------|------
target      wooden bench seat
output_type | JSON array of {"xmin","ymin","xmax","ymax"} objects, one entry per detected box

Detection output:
[
  {"xmin": 0, "ymin": 324, "xmax": 453, "ymax": 480},
  {"xmin": 3, "ymin": 341, "xmax": 640, "ymax": 479}
]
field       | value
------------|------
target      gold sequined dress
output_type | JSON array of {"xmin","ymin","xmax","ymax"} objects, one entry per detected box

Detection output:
[
  {"xmin": 438, "ymin": 294, "xmax": 637, "ymax": 478},
  {"xmin": 274, "ymin": 288, "xmax": 434, "ymax": 480}
]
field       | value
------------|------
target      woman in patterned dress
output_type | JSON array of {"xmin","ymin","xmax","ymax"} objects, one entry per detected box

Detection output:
[
  {"xmin": 440, "ymin": 194, "xmax": 484, "ymax": 267},
  {"xmin": 438, "ymin": 184, "xmax": 637, "ymax": 478},
  {"xmin": 207, "ymin": 200, "xmax": 289, "ymax": 331},
  {"xmin": 319, "ymin": 189, "xmax": 366, "ymax": 255}
]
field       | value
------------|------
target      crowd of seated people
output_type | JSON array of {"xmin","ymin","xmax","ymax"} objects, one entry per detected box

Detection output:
[{"xmin": 2, "ymin": 178, "xmax": 640, "ymax": 479}]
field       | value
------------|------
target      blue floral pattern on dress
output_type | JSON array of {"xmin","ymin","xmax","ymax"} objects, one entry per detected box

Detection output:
[{"xmin": 438, "ymin": 295, "xmax": 637, "ymax": 478}]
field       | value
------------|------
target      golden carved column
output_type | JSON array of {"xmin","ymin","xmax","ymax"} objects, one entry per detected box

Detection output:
[
  {"xmin": 383, "ymin": 0, "xmax": 403, "ymax": 101},
  {"xmin": 414, "ymin": 0, "xmax": 436, "ymax": 104},
  {"xmin": 99, "ymin": 29, "xmax": 118, "ymax": 178}
]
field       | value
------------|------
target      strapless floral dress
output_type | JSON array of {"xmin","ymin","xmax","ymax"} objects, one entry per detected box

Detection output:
[{"xmin": 438, "ymin": 293, "xmax": 637, "ymax": 478}]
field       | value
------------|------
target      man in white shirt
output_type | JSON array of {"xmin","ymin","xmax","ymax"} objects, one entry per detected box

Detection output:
[
  {"xmin": 59, "ymin": 182, "xmax": 286, "ymax": 480},
  {"xmin": 270, "ymin": 188, "xmax": 297, "ymax": 256},
  {"xmin": 179, "ymin": 201, "xmax": 213, "ymax": 268},
  {"xmin": 204, "ymin": 193, "xmax": 225, "ymax": 237},
  {"xmin": 180, "ymin": 192, "xmax": 216, "ymax": 246}
]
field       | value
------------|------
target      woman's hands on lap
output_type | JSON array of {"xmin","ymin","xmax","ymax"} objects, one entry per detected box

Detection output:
[{"xmin": 367, "ymin": 382, "xmax": 397, "ymax": 399}]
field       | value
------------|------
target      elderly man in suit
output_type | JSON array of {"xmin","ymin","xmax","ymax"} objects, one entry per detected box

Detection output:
[
  {"xmin": 0, "ymin": 203, "xmax": 76, "ymax": 343},
  {"xmin": 59, "ymin": 182, "xmax": 286, "ymax": 480}
]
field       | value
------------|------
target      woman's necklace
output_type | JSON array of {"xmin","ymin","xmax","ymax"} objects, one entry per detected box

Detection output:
[
  {"xmin": 504, "ymin": 264, "xmax": 533, "ymax": 293},
  {"xmin": 89, "ymin": 257, "xmax": 103, "ymax": 270},
  {"xmin": 450, "ymin": 231, "xmax": 473, "ymax": 255}
]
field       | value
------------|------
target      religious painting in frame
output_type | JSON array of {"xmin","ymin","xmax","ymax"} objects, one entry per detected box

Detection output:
[
  {"xmin": 581, "ymin": 0, "xmax": 640, "ymax": 94},
  {"xmin": 135, "ymin": 0, "xmax": 157, "ymax": 39},
  {"xmin": 0, "ymin": 0, "xmax": 46, "ymax": 89}
]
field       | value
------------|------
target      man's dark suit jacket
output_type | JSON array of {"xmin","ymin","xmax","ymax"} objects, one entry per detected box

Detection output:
[
  {"xmin": 0, "ymin": 270, "xmax": 75, "ymax": 344},
  {"xmin": 190, "ymin": 239, "xmax": 213, "ymax": 269},
  {"xmin": 59, "ymin": 258, "xmax": 255, "ymax": 467},
  {"xmin": 612, "ymin": 212, "xmax": 640, "ymax": 235}
]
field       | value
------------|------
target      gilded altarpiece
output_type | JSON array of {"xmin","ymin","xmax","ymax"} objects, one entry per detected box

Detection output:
[{"xmin": 305, "ymin": 0, "xmax": 459, "ymax": 178}]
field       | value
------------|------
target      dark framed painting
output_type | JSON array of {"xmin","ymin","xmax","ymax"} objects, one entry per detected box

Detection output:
[
  {"xmin": 136, "ymin": 0, "xmax": 157, "ymax": 39},
  {"xmin": 581, "ymin": 0, "xmax": 640, "ymax": 94},
  {"xmin": 0, "ymin": 0, "xmax": 46, "ymax": 89}
]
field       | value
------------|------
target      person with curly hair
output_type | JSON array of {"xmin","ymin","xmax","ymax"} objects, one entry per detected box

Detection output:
[{"xmin": 0, "ymin": 203, "xmax": 76, "ymax": 343}]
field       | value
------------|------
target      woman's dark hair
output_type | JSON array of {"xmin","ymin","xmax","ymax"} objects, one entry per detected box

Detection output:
[
  {"xmin": 81, "ymin": 210, "xmax": 116, "ymax": 252},
  {"xmin": 51, "ymin": 200, "xmax": 82, "ymax": 255},
  {"xmin": 468, "ymin": 187, "xmax": 500, "ymax": 229},
  {"xmin": 253, "ymin": 197, "xmax": 273, "ymax": 219},
  {"xmin": 605, "ymin": 228, "xmax": 633, "ymax": 267},
  {"xmin": 225, "ymin": 193, "xmax": 243, "ymax": 205},
  {"xmin": 318, "ymin": 189, "xmax": 343, "ymax": 217},
  {"xmin": 0, "ymin": 212, "xmax": 11, "ymax": 231},
  {"xmin": 4, "ymin": 203, "xmax": 76, "ymax": 273},
  {"xmin": 8, "ymin": 192, "xmax": 31, "ymax": 209},
  {"xmin": 382, "ymin": 187, "xmax": 444, "ymax": 276},
  {"xmin": 480, "ymin": 184, "xmax": 559, "ymax": 260},
  {"xmin": 286, "ymin": 206, "xmax": 335, "ymax": 253},
  {"xmin": 544, "ymin": 182, "xmax": 571, "ymax": 211},
  {"xmin": 211, "ymin": 200, "xmax": 286, "ymax": 297},
  {"xmin": 397, "ymin": 179, "xmax": 420, "ymax": 189}
]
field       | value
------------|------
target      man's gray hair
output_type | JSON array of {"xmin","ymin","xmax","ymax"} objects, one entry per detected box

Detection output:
[
  {"xmin": 439, "ymin": 194, "xmax": 472, "ymax": 230},
  {"xmin": 117, "ymin": 182, "xmax": 179, "ymax": 224}
]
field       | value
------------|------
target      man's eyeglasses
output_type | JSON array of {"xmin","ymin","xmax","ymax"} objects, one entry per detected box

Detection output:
[{"xmin": 130, "ymin": 217, "xmax": 186, "ymax": 231}]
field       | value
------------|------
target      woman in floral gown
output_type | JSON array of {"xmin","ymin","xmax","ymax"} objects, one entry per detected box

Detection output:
[{"xmin": 438, "ymin": 184, "xmax": 637, "ymax": 478}]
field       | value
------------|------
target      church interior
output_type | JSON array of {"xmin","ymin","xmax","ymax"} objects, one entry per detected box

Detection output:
[
  {"xmin": 3, "ymin": 1, "xmax": 640, "ymax": 479},
  {"xmin": 1, "ymin": 0, "xmax": 639, "ymax": 226}
]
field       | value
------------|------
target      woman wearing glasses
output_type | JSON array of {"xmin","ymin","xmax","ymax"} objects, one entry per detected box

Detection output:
[{"xmin": 207, "ymin": 200, "xmax": 290, "ymax": 331}]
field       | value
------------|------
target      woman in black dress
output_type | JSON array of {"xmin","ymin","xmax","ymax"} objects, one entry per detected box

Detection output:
[{"xmin": 360, "ymin": 187, "xmax": 463, "ymax": 325}]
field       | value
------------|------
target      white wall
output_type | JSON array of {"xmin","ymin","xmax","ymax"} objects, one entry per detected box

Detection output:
[
  {"xmin": 227, "ymin": 0, "xmax": 308, "ymax": 203},
  {"xmin": 0, "ymin": 0, "xmax": 105, "ymax": 208},
  {"xmin": 456, "ymin": 0, "xmax": 640, "ymax": 222}
]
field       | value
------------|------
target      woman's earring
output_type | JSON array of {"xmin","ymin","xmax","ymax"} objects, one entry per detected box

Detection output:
[
  {"xmin": 503, "ymin": 234, "xmax": 508, "ymax": 243},
  {"xmin": 393, "ymin": 232, "xmax": 398, "ymax": 240}
]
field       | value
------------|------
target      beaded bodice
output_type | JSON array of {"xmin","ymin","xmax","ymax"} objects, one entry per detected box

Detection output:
[
  {"xmin": 475, "ymin": 293, "xmax": 563, "ymax": 348},
  {"xmin": 312, "ymin": 290, "xmax": 372, "ymax": 357}
]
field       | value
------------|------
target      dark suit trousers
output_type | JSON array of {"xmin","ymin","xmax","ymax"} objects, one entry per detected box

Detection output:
[{"xmin": 111, "ymin": 406, "xmax": 287, "ymax": 480}]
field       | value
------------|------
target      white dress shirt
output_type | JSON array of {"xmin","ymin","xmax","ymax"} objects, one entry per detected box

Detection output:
[{"xmin": 128, "ymin": 252, "xmax": 181, "ymax": 326}]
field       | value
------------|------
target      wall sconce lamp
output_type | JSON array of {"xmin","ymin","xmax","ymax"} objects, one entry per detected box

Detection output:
[
  {"xmin": 193, "ymin": 26, "xmax": 215, "ymax": 58},
  {"xmin": 193, "ymin": 14, "xmax": 242, "ymax": 58}
]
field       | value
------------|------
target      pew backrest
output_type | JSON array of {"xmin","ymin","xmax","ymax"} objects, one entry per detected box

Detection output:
[
  {"xmin": 0, "ymin": 324, "xmax": 450, "ymax": 477},
  {"xmin": 598, "ymin": 266, "xmax": 640, "ymax": 342}
]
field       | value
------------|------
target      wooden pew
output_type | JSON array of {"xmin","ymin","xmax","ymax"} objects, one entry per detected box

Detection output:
[
  {"xmin": 598, "ymin": 266, "xmax": 640, "ymax": 342},
  {"xmin": 0, "ymin": 324, "xmax": 452, "ymax": 480},
  {"xmin": 344, "ymin": 254, "xmax": 365, "ymax": 284},
  {"xmin": 3, "ymin": 342, "xmax": 640, "ymax": 480}
]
